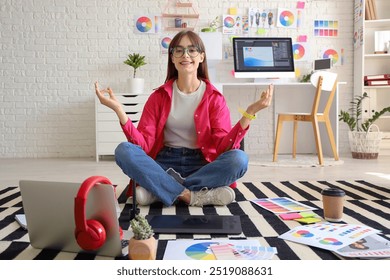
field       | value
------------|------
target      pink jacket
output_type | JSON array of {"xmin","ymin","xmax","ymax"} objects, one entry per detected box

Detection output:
[{"xmin": 121, "ymin": 79, "xmax": 248, "ymax": 162}]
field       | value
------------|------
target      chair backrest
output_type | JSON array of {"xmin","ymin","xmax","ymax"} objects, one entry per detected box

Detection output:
[
  {"xmin": 310, "ymin": 71, "xmax": 338, "ymax": 91},
  {"xmin": 310, "ymin": 71, "xmax": 338, "ymax": 116}
]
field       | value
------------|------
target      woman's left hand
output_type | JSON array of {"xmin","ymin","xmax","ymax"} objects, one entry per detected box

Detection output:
[{"xmin": 246, "ymin": 84, "xmax": 274, "ymax": 115}]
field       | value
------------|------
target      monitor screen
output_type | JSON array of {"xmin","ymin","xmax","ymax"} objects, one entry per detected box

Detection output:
[{"xmin": 232, "ymin": 37, "xmax": 295, "ymax": 79}]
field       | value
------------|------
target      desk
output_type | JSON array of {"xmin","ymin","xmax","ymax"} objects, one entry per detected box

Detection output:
[{"xmin": 218, "ymin": 82, "xmax": 346, "ymax": 156}]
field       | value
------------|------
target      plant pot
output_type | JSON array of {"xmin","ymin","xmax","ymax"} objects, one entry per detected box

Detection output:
[
  {"xmin": 128, "ymin": 236, "xmax": 157, "ymax": 260},
  {"xmin": 127, "ymin": 78, "xmax": 144, "ymax": 94},
  {"xmin": 348, "ymin": 125, "xmax": 383, "ymax": 159}
]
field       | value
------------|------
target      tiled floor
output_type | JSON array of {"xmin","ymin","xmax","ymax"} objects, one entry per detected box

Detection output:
[{"xmin": 1, "ymin": 154, "xmax": 389, "ymax": 189}]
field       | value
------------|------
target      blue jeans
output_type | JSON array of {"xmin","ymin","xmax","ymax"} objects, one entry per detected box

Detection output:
[{"xmin": 115, "ymin": 142, "xmax": 249, "ymax": 206}]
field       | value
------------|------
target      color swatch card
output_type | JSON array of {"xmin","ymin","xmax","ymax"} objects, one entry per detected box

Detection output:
[
  {"xmin": 251, "ymin": 197, "xmax": 317, "ymax": 214},
  {"xmin": 210, "ymin": 244, "xmax": 277, "ymax": 260},
  {"xmin": 279, "ymin": 222, "xmax": 381, "ymax": 251},
  {"xmin": 163, "ymin": 239, "xmax": 277, "ymax": 260}
]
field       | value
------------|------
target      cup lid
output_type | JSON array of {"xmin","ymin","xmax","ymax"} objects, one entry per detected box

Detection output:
[{"xmin": 321, "ymin": 188, "xmax": 345, "ymax": 197}]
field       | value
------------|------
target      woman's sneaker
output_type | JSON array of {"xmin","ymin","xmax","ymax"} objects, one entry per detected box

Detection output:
[
  {"xmin": 189, "ymin": 187, "xmax": 236, "ymax": 207},
  {"xmin": 135, "ymin": 186, "xmax": 159, "ymax": 206}
]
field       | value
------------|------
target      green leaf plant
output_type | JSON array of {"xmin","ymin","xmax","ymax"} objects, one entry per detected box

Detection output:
[
  {"xmin": 339, "ymin": 92, "xmax": 390, "ymax": 132},
  {"xmin": 124, "ymin": 53, "xmax": 147, "ymax": 78}
]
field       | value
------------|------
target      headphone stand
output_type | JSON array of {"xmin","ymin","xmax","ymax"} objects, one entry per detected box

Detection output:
[{"xmin": 129, "ymin": 179, "xmax": 139, "ymax": 220}]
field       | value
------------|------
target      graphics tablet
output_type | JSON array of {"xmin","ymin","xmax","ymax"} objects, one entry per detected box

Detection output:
[{"xmin": 146, "ymin": 215, "xmax": 242, "ymax": 234}]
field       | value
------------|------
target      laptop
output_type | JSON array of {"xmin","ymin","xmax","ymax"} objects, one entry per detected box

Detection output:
[{"xmin": 19, "ymin": 180, "xmax": 123, "ymax": 258}]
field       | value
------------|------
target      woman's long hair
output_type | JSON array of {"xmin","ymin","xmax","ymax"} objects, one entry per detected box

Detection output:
[{"xmin": 165, "ymin": 30, "xmax": 209, "ymax": 82}]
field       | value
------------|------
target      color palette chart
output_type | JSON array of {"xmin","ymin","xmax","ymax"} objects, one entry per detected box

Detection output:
[
  {"xmin": 313, "ymin": 20, "xmax": 338, "ymax": 37},
  {"xmin": 251, "ymin": 197, "xmax": 317, "ymax": 214},
  {"xmin": 210, "ymin": 243, "xmax": 277, "ymax": 260},
  {"xmin": 279, "ymin": 222, "xmax": 381, "ymax": 251}
]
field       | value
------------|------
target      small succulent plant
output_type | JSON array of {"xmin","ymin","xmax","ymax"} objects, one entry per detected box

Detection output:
[{"xmin": 130, "ymin": 214, "xmax": 154, "ymax": 240}]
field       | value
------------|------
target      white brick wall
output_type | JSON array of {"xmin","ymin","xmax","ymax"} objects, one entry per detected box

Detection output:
[{"xmin": 0, "ymin": 0, "xmax": 354, "ymax": 158}]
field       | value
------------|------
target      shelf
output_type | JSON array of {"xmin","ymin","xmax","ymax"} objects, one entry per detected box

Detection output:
[
  {"xmin": 176, "ymin": 3, "xmax": 192, "ymax": 8},
  {"xmin": 161, "ymin": 13, "xmax": 199, "ymax": 19},
  {"xmin": 162, "ymin": 0, "xmax": 199, "ymax": 31},
  {"xmin": 355, "ymin": 0, "xmax": 390, "ymax": 155},
  {"xmin": 365, "ymin": 19, "xmax": 390, "ymax": 28},
  {"xmin": 364, "ymin": 53, "xmax": 390, "ymax": 58},
  {"xmin": 164, "ymin": 27, "xmax": 194, "ymax": 31},
  {"xmin": 364, "ymin": 85, "xmax": 390, "ymax": 89}
]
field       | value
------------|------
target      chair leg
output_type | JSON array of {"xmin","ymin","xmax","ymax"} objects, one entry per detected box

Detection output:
[
  {"xmin": 324, "ymin": 118, "xmax": 339, "ymax": 161},
  {"xmin": 293, "ymin": 120, "xmax": 298, "ymax": 159},
  {"xmin": 273, "ymin": 116, "xmax": 283, "ymax": 162},
  {"xmin": 311, "ymin": 119, "xmax": 324, "ymax": 165}
]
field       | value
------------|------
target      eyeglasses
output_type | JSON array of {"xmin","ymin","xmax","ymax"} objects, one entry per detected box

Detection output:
[{"xmin": 171, "ymin": 46, "xmax": 200, "ymax": 58}]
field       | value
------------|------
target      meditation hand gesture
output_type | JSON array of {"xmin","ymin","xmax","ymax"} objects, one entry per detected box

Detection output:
[
  {"xmin": 95, "ymin": 81, "xmax": 122, "ymax": 112},
  {"xmin": 95, "ymin": 81, "xmax": 128, "ymax": 125},
  {"xmin": 239, "ymin": 84, "xmax": 274, "ymax": 129},
  {"xmin": 246, "ymin": 84, "xmax": 274, "ymax": 115}
]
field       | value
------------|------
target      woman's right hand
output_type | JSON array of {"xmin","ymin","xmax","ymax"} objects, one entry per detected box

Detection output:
[
  {"xmin": 95, "ymin": 81, "xmax": 122, "ymax": 112},
  {"xmin": 95, "ymin": 81, "xmax": 128, "ymax": 125}
]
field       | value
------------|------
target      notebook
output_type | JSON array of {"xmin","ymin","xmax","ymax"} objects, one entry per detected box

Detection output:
[{"xmin": 19, "ymin": 180, "xmax": 123, "ymax": 258}]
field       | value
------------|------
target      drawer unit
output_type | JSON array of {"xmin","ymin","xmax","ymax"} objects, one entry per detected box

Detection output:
[{"xmin": 95, "ymin": 93, "xmax": 148, "ymax": 161}]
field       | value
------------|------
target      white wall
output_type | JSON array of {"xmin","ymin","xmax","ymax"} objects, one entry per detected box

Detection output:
[{"xmin": 0, "ymin": 0, "xmax": 354, "ymax": 158}]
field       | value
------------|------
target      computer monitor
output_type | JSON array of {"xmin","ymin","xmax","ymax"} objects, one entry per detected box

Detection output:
[{"xmin": 232, "ymin": 37, "xmax": 295, "ymax": 80}]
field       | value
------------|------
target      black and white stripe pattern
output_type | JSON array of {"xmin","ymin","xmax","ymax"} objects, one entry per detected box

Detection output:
[{"xmin": 1, "ymin": 180, "xmax": 389, "ymax": 260}]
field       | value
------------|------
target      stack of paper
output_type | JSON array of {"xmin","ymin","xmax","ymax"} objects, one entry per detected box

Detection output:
[
  {"xmin": 334, "ymin": 234, "xmax": 390, "ymax": 259},
  {"xmin": 279, "ymin": 222, "xmax": 390, "ymax": 259},
  {"xmin": 163, "ymin": 239, "xmax": 277, "ymax": 260}
]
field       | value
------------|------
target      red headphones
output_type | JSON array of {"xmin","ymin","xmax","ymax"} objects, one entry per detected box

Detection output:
[{"xmin": 74, "ymin": 176, "xmax": 112, "ymax": 251}]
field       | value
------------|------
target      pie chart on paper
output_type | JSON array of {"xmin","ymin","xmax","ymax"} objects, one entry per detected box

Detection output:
[{"xmin": 185, "ymin": 242, "xmax": 218, "ymax": 260}]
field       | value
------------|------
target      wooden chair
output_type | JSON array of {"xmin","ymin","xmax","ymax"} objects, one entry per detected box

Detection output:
[{"xmin": 273, "ymin": 71, "xmax": 339, "ymax": 165}]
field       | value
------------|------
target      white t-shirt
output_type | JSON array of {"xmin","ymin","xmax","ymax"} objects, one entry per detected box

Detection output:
[{"xmin": 164, "ymin": 80, "xmax": 206, "ymax": 149}]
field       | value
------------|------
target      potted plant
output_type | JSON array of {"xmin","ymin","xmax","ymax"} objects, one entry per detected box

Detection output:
[
  {"xmin": 339, "ymin": 92, "xmax": 390, "ymax": 159},
  {"xmin": 124, "ymin": 53, "xmax": 147, "ymax": 94},
  {"xmin": 128, "ymin": 214, "xmax": 156, "ymax": 260}
]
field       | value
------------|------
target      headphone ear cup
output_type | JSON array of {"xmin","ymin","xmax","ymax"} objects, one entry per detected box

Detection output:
[{"xmin": 75, "ymin": 219, "xmax": 106, "ymax": 251}]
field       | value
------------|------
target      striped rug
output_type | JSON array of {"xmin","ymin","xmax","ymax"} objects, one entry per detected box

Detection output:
[{"xmin": 1, "ymin": 180, "xmax": 389, "ymax": 260}]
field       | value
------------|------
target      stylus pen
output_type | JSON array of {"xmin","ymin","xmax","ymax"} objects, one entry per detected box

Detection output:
[{"xmin": 130, "ymin": 180, "xmax": 140, "ymax": 220}]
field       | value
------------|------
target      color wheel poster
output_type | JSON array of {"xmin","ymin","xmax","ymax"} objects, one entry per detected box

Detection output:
[
  {"xmin": 163, "ymin": 239, "xmax": 276, "ymax": 260},
  {"xmin": 279, "ymin": 222, "xmax": 381, "ymax": 251},
  {"xmin": 277, "ymin": 9, "xmax": 297, "ymax": 28},
  {"xmin": 160, "ymin": 36, "xmax": 172, "ymax": 54},
  {"xmin": 135, "ymin": 15, "xmax": 158, "ymax": 34},
  {"xmin": 322, "ymin": 48, "xmax": 340, "ymax": 65},
  {"xmin": 293, "ymin": 42, "xmax": 309, "ymax": 61},
  {"xmin": 222, "ymin": 14, "xmax": 242, "ymax": 34}
]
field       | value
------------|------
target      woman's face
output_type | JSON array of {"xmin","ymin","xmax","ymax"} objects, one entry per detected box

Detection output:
[{"xmin": 171, "ymin": 35, "xmax": 204, "ymax": 76}]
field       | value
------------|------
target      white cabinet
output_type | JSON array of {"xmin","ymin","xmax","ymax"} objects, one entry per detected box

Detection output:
[
  {"xmin": 95, "ymin": 93, "xmax": 148, "ymax": 161},
  {"xmin": 354, "ymin": 0, "xmax": 390, "ymax": 155}
]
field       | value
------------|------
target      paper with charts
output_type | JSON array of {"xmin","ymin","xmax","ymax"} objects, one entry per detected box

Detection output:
[
  {"xmin": 279, "ymin": 222, "xmax": 381, "ymax": 251},
  {"xmin": 335, "ymin": 233, "xmax": 390, "ymax": 259},
  {"xmin": 163, "ymin": 239, "xmax": 277, "ymax": 260},
  {"xmin": 250, "ymin": 197, "xmax": 317, "ymax": 214}
]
